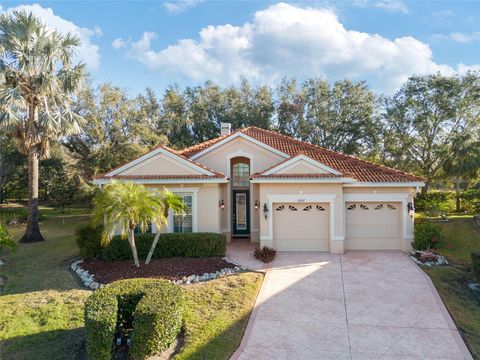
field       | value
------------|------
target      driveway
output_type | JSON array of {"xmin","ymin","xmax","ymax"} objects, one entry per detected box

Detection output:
[{"xmin": 231, "ymin": 251, "xmax": 472, "ymax": 360}]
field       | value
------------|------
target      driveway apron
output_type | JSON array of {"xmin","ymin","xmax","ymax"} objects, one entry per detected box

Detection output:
[{"xmin": 232, "ymin": 251, "xmax": 472, "ymax": 360}]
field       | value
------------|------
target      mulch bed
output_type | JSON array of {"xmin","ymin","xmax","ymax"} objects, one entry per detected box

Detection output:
[{"xmin": 81, "ymin": 257, "xmax": 235, "ymax": 284}]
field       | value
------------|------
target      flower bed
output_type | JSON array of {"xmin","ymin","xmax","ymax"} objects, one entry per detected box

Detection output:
[
  {"xmin": 408, "ymin": 250, "xmax": 449, "ymax": 267},
  {"xmin": 71, "ymin": 257, "xmax": 246, "ymax": 289}
]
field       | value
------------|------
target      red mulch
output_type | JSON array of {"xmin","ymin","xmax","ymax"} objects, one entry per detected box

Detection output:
[{"xmin": 81, "ymin": 257, "xmax": 235, "ymax": 284}]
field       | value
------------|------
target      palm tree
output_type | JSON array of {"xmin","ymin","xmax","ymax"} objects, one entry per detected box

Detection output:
[
  {"xmin": 145, "ymin": 189, "xmax": 187, "ymax": 264},
  {"xmin": 0, "ymin": 11, "xmax": 86, "ymax": 242},
  {"xmin": 91, "ymin": 182, "xmax": 167, "ymax": 267}
]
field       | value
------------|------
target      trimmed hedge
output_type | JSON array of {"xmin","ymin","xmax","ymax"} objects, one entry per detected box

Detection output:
[
  {"xmin": 100, "ymin": 232, "xmax": 226, "ymax": 261},
  {"xmin": 76, "ymin": 225, "xmax": 103, "ymax": 259},
  {"xmin": 413, "ymin": 221, "xmax": 443, "ymax": 250},
  {"xmin": 84, "ymin": 278, "xmax": 184, "ymax": 360},
  {"xmin": 84, "ymin": 288, "xmax": 118, "ymax": 360},
  {"xmin": 472, "ymin": 252, "xmax": 480, "ymax": 282}
]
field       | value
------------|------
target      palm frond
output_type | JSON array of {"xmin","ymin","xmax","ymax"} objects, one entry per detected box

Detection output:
[{"xmin": 0, "ymin": 10, "xmax": 85, "ymax": 156}]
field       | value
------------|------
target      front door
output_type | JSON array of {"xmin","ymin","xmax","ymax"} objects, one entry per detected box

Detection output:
[{"xmin": 233, "ymin": 190, "xmax": 250, "ymax": 236}]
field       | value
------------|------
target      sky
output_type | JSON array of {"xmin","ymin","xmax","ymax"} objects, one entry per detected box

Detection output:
[{"xmin": 1, "ymin": 0, "xmax": 479, "ymax": 95}]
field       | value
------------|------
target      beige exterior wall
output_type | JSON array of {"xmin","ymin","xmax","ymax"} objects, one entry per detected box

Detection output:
[
  {"xmin": 194, "ymin": 137, "xmax": 286, "ymax": 174},
  {"xmin": 144, "ymin": 183, "xmax": 221, "ymax": 234},
  {"xmin": 122, "ymin": 155, "xmax": 202, "ymax": 176},
  {"xmin": 258, "ymin": 183, "xmax": 345, "ymax": 253},
  {"xmin": 275, "ymin": 160, "xmax": 330, "ymax": 174}
]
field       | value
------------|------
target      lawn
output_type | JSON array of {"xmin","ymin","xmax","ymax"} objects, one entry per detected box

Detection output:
[
  {"xmin": 420, "ymin": 214, "xmax": 480, "ymax": 359},
  {"xmin": 0, "ymin": 207, "xmax": 263, "ymax": 360}
]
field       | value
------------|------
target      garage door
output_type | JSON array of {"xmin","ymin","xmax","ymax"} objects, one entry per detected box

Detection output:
[
  {"xmin": 273, "ymin": 202, "xmax": 329, "ymax": 251},
  {"xmin": 346, "ymin": 202, "xmax": 401, "ymax": 250}
]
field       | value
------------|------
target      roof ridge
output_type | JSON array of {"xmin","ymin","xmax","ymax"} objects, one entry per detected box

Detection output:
[
  {"xmin": 160, "ymin": 145, "xmax": 226, "ymax": 177},
  {"xmin": 246, "ymin": 126, "xmax": 424, "ymax": 181}
]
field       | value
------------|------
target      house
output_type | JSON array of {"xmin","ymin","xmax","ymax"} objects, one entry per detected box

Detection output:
[{"xmin": 93, "ymin": 125, "xmax": 424, "ymax": 254}]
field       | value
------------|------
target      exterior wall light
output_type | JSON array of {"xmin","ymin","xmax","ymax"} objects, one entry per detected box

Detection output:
[
  {"xmin": 219, "ymin": 200, "xmax": 225, "ymax": 209},
  {"xmin": 407, "ymin": 202, "xmax": 415, "ymax": 218},
  {"xmin": 254, "ymin": 200, "xmax": 260, "ymax": 211},
  {"xmin": 263, "ymin": 203, "xmax": 268, "ymax": 220}
]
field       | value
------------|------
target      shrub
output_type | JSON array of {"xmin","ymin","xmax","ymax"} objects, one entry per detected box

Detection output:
[
  {"xmin": 0, "ymin": 224, "xmax": 16, "ymax": 255},
  {"xmin": 131, "ymin": 282, "xmax": 184, "ymax": 358},
  {"xmin": 413, "ymin": 221, "xmax": 443, "ymax": 250},
  {"xmin": 460, "ymin": 189, "xmax": 480, "ymax": 213},
  {"xmin": 84, "ymin": 278, "xmax": 183, "ymax": 360},
  {"xmin": 254, "ymin": 246, "xmax": 277, "ymax": 263},
  {"xmin": 75, "ymin": 225, "xmax": 103, "ymax": 259},
  {"xmin": 414, "ymin": 192, "xmax": 453, "ymax": 215},
  {"xmin": 100, "ymin": 232, "xmax": 226, "ymax": 261},
  {"xmin": 84, "ymin": 289, "xmax": 118, "ymax": 360},
  {"xmin": 472, "ymin": 252, "xmax": 480, "ymax": 282}
]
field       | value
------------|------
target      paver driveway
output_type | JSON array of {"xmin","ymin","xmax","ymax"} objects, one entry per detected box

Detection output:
[{"xmin": 232, "ymin": 251, "xmax": 472, "ymax": 360}]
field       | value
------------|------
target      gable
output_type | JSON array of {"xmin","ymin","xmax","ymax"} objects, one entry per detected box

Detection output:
[
  {"xmin": 275, "ymin": 159, "xmax": 331, "ymax": 175},
  {"xmin": 120, "ymin": 154, "xmax": 204, "ymax": 176},
  {"xmin": 102, "ymin": 146, "xmax": 221, "ymax": 179},
  {"xmin": 263, "ymin": 154, "xmax": 343, "ymax": 176},
  {"xmin": 194, "ymin": 136, "xmax": 287, "ymax": 174}
]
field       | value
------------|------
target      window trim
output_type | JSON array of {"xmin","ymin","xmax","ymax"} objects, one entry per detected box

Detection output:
[
  {"xmin": 232, "ymin": 162, "xmax": 250, "ymax": 187},
  {"xmin": 165, "ymin": 187, "xmax": 199, "ymax": 233}
]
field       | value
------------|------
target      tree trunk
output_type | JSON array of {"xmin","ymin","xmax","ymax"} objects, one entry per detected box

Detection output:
[
  {"xmin": 128, "ymin": 229, "xmax": 140, "ymax": 267},
  {"xmin": 421, "ymin": 182, "xmax": 429, "ymax": 194},
  {"xmin": 145, "ymin": 229, "xmax": 161, "ymax": 265},
  {"xmin": 20, "ymin": 147, "xmax": 44, "ymax": 243},
  {"xmin": 455, "ymin": 178, "xmax": 461, "ymax": 213}
]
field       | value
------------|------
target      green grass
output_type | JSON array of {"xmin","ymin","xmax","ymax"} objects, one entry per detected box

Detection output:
[
  {"xmin": 0, "ymin": 208, "xmax": 91, "ymax": 359},
  {"xmin": 420, "ymin": 215, "xmax": 480, "ymax": 359},
  {"xmin": 0, "ymin": 206, "xmax": 263, "ymax": 360},
  {"xmin": 178, "ymin": 272, "xmax": 262, "ymax": 360},
  {"xmin": 434, "ymin": 215, "xmax": 480, "ymax": 264}
]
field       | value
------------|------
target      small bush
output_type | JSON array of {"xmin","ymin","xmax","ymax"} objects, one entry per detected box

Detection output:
[
  {"xmin": 131, "ymin": 282, "xmax": 184, "ymax": 358},
  {"xmin": 461, "ymin": 189, "xmax": 480, "ymax": 213},
  {"xmin": 254, "ymin": 246, "xmax": 277, "ymax": 263},
  {"xmin": 415, "ymin": 192, "xmax": 453, "ymax": 215},
  {"xmin": 84, "ymin": 289, "xmax": 118, "ymax": 360},
  {"xmin": 100, "ymin": 232, "xmax": 226, "ymax": 261},
  {"xmin": 0, "ymin": 224, "xmax": 16, "ymax": 255},
  {"xmin": 413, "ymin": 221, "xmax": 443, "ymax": 250},
  {"xmin": 84, "ymin": 278, "xmax": 183, "ymax": 360},
  {"xmin": 472, "ymin": 252, "xmax": 480, "ymax": 282},
  {"xmin": 75, "ymin": 225, "xmax": 103, "ymax": 259}
]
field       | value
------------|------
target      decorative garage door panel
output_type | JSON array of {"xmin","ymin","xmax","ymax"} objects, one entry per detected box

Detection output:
[
  {"xmin": 346, "ymin": 202, "xmax": 401, "ymax": 250},
  {"xmin": 273, "ymin": 203, "xmax": 329, "ymax": 251}
]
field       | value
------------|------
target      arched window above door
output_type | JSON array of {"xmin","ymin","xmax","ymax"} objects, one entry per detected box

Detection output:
[{"xmin": 232, "ymin": 161, "xmax": 250, "ymax": 187}]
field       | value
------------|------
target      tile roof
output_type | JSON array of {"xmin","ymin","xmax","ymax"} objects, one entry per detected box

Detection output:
[
  {"xmin": 251, "ymin": 173, "xmax": 345, "ymax": 179},
  {"xmin": 93, "ymin": 145, "xmax": 226, "ymax": 180},
  {"xmin": 95, "ymin": 174, "xmax": 225, "ymax": 180},
  {"xmin": 179, "ymin": 126, "xmax": 424, "ymax": 183}
]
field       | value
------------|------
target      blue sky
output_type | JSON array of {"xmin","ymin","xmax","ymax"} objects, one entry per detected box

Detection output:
[{"xmin": 1, "ymin": 1, "xmax": 479, "ymax": 95}]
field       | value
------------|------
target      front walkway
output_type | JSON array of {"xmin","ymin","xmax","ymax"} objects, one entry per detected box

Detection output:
[{"xmin": 229, "ymin": 248, "xmax": 472, "ymax": 360}]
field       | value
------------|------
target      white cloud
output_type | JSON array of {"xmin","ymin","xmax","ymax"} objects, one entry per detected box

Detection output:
[
  {"xmin": 353, "ymin": 0, "xmax": 408, "ymax": 14},
  {"xmin": 2, "ymin": 3, "xmax": 101, "ymax": 69},
  {"xmin": 450, "ymin": 32, "xmax": 480, "ymax": 43},
  {"xmin": 115, "ymin": 2, "xmax": 478, "ymax": 92},
  {"xmin": 163, "ymin": 0, "xmax": 203, "ymax": 14},
  {"xmin": 432, "ymin": 31, "xmax": 480, "ymax": 43},
  {"xmin": 373, "ymin": 1, "xmax": 408, "ymax": 14},
  {"xmin": 112, "ymin": 38, "xmax": 128, "ymax": 49}
]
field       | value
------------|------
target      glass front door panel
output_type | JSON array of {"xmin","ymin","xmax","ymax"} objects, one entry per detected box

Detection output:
[{"xmin": 236, "ymin": 193, "xmax": 247, "ymax": 230}]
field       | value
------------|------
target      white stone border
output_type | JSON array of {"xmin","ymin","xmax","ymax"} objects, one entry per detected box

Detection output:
[{"xmin": 70, "ymin": 257, "xmax": 246, "ymax": 289}]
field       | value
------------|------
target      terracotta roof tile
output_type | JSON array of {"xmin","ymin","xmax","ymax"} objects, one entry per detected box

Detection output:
[
  {"xmin": 251, "ymin": 173, "xmax": 344, "ymax": 179},
  {"xmin": 93, "ymin": 145, "xmax": 226, "ymax": 180},
  {"xmin": 180, "ymin": 126, "xmax": 424, "ymax": 183},
  {"xmin": 95, "ymin": 174, "xmax": 225, "ymax": 180}
]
